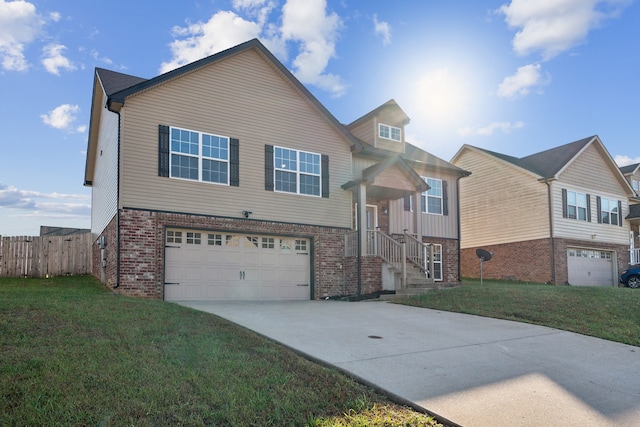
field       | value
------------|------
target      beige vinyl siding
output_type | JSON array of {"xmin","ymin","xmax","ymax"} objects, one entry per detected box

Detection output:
[
  {"xmin": 351, "ymin": 156, "xmax": 378, "ymax": 177},
  {"xmin": 454, "ymin": 150, "xmax": 549, "ymax": 248},
  {"xmin": 91, "ymin": 100, "xmax": 119, "ymax": 236},
  {"xmin": 559, "ymin": 143, "xmax": 624, "ymax": 194},
  {"xmin": 388, "ymin": 170, "xmax": 460, "ymax": 238},
  {"xmin": 119, "ymin": 48, "xmax": 352, "ymax": 228},
  {"xmin": 552, "ymin": 184, "xmax": 629, "ymax": 245},
  {"xmin": 349, "ymin": 120, "xmax": 375, "ymax": 146}
]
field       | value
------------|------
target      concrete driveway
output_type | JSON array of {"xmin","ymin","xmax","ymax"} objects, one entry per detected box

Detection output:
[{"xmin": 176, "ymin": 300, "xmax": 640, "ymax": 427}]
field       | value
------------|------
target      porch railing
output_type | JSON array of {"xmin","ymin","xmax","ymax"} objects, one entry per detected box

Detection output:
[
  {"xmin": 402, "ymin": 232, "xmax": 434, "ymax": 278},
  {"xmin": 631, "ymin": 248, "xmax": 640, "ymax": 266}
]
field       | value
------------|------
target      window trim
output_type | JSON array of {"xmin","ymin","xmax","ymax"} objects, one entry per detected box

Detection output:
[
  {"xmin": 566, "ymin": 190, "xmax": 588, "ymax": 221},
  {"xmin": 169, "ymin": 126, "xmax": 230, "ymax": 185},
  {"xmin": 431, "ymin": 243, "xmax": 443, "ymax": 281},
  {"xmin": 421, "ymin": 177, "xmax": 443, "ymax": 215},
  {"xmin": 378, "ymin": 123, "xmax": 402, "ymax": 142},
  {"xmin": 633, "ymin": 179, "xmax": 639, "ymax": 192},
  {"xmin": 273, "ymin": 145, "xmax": 322, "ymax": 197},
  {"xmin": 598, "ymin": 196, "xmax": 621, "ymax": 226}
]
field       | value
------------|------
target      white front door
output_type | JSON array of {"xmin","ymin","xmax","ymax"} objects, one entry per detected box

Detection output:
[{"xmin": 365, "ymin": 205, "xmax": 378, "ymax": 230}]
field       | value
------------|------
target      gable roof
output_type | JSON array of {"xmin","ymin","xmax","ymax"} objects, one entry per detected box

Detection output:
[
  {"xmin": 620, "ymin": 163, "xmax": 640, "ymax": 175},
  {"xmin": 95, "ymin": 68, "xmax": 146, "ymax": 96},
  {"xmin": 347, "ymin": 99, "xmax": 410, "ymax": 128},
  {"xmin": 341, "ymin": 154, "xmax": 429, "ymax": 193},
  {"xmin": 471, "ymin": 136, "xmax": 594, "ymax": 178},
  {"xmin": 99, "ymin": 38, "xmax": 362, "ymax": 151}
]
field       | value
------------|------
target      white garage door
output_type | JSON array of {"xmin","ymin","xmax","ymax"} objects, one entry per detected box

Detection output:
[
  {"xmin": 567, "ymin": 248, "xmax": 614, "ymax": 287},
  {"xmin": 164, "ymin": 229, "xmax": 311, "ymax": 301}
]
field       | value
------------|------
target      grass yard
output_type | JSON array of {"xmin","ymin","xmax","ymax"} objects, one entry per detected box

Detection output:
[
  {"xmin": 395, "ymin": 279, "xmax": 640, "ymax": 347},
  {"xmin": 0, "ymin": 276, "xmax": 441, "ymax": 427}
]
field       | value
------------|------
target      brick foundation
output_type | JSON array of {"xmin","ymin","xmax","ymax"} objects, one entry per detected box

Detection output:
[{"xmin": 462, "ymin": 237, "xmax": 629, "ymax": 284}]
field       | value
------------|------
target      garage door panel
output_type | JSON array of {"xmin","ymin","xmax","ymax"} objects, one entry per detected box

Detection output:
[
  {"xmin": 165, "ymin": 230, "xmax": 311, "ymax": 301},
  {"xmin": 567, "ymin": 248, "xmax": 614, "ymax": 287}
]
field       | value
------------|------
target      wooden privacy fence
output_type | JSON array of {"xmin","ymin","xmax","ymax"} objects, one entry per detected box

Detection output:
[{"xmin": 0, "ymin": 234, "xmax": 93, "ymax": 278}]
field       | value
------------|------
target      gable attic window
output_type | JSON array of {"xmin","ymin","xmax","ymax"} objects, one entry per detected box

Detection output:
[
  {"xmin": 158, "ymin": 125, "xmax": 239, "ymax": 186},
  {"xmin": 633, "ymin": 179, "xmax": 639, "ymax": 192},
  {"xmin": 378, "ymin": 123, "xmax": 401, "ymax": 142}
]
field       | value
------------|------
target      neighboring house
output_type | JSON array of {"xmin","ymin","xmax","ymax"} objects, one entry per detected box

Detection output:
[
  {"xmin": 451, "ymin": 136, "xmax": 637, "ymax": 286},
  {"xmin": 84, "ymin": 38, "xmax": 468, "ymax": 300},
  {"xmin": 620, "ymin": 163, "xmax": 640, "ymax": 264}
]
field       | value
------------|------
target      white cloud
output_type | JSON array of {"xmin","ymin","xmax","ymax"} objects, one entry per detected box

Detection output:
[
  {"xmin": 0, "ymin": 0, "xmax": 44, "ymax": 71},
  {"xmin": 49, "ymin": 11, "xmax": 60, "ymax": 22},
  {"xmin": 459, "ymin": 121, "xmax": 525, "ymax": 137},
  {"xmin": 161, "ymin": 0, "xmax": 346, "ymax": 97},
  {"xmin": 0, "ymin": 182, "xmax": 90, "ymax": 217},
  {"xmin": 90, "ymin": 50, "xmax": 112, "ymax": 65},
  {"xmin": 41, "ymin": 104, "xmax": 85, "ymax": 132},
  {"xmin": 41, "ymin": 43, "xmax": 76, "ymax": 75},
  {"xmin": 281, "ymin": 0, "xmax": 345, "ymax": 96},
  {"xmin": 159, "ymin": 10, "xmax": 262, "ymax": 74},
  {"xmin": 497, "ymin": 63, "xmax": 549, "ymax": 99},
  {"xmin": 614, "ymin": 155, "xmax": 640, "ymax": 167},
  {"xmin": 498, "ymin": 0, "xmax": 631, "ymax": 60},
  {"xmin": 373, "ymin": 14, "xmax": 391, "ymax": 46}
]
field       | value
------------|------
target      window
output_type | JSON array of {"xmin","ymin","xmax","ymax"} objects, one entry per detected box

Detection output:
[
  {"xmin": 421, "ymin": 178, "xmax": 443, "ymax": 215},
  {"xmin": 166, "ymin": 230, "xmax": 182, "ymax": 243},
  {"xmin": 246, "ymin": 236, "xmax": 259, "ymax": 248},
  {"xmin": 566, "ymin": 191, "xmax": 588, "ymax": 221},
  {"xmin": 378, "ymin": 123, "xmax": 401, "ymax": 142},
  {"xmin": 432, "ymin": 244, "xmax": 442, "ymax": 281},
  {"xmin": 170, "ymin": 127, "xmax": 229, "ymax": 184},
  {"xmin": 261, "ymin": 237, "xmax": 275, "ymax": 249},
  {"xmin": 633, "ymin": 180, "xmax": 639, "ymax": 192},
  {"xmin": 295, "ymin": 239, "xmax": 307, "ymax": 251},
  {"xmin": 208, "ymin": 234, "xmax": 223, "ymax": 246},
  {"xmin": 600, "ymin": 197, "xmax": 620, "ymax": 225},
  {"xmin": 186, "ymin": 232, "xmax": 201, "ymax": 244},
  {"xmin": 274, "ymin": 146, "xmax": 321, "ymax": 196}
]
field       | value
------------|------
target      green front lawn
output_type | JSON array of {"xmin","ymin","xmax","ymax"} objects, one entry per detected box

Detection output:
[
  {"xmin": 395, "ymin": 279, "xmax": 640, "ymax": 346},
  {"xmin": 0, "ymin": 276, "xmax": 441, "ymax": 427}
]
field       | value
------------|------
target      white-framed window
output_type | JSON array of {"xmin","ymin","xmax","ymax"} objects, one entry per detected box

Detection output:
[
  {"xmin": 208, "ymin": 234, "xmax": 223, "ymax": 246},
  {"xmin": 421, "ymin": 177, "xmax": 443, "ymax": 215},
  {"xmin": 274, "ymin": 146, "xmax": 321, "ymax": 196},
  {"xmin": 600, "ymin": 197, "xmax": 620, "ymax": 225},
  {"xmin": 166, "ymin": 230, "xmax": 182, "ymax": 244},
  {"xmin": 378, "ymin": 123, "xmax": 401, "ymax": 142},
  {"xmin": 431, "ymin": 244, "xmax": 443, "ymax": 281},
  {"xmin": 633, "ymin": 179, "xmax": 639, "ymax": 192},
  {"xmin": 186, "ymin": 232, "xmax": 201, "ymax": 245},
  {"xmin": 566, "ymin": 190, "xmax": 588, "ymax": 221},
  {"xmin": 170, "ymin": 127, "xmax": 229, "ymax": 184}
]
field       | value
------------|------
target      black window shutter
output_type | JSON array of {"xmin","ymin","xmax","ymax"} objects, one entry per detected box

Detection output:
[
  {"xmin": 618, "ymin": 200, "xmax": 623, "ymax": 226},
  {"xmin": 596, "ymin": 196, "xmax": 602, "ymax": 223},
  {"xmin": 561, "ymin": 188, "xmax": 568, "ymax": 218},
  {"xmin": 442, "ymin": 180, "xmax": 449, "ymax": 216},
  {"xmin": 265, "ymin": 144, "xmax": 274, "ymax": 191},
  {"xmin": 158, "ymin": 125, "xmax": 170, "ymax": 177},
  {"xmin": 404, "ymin": 195, "xmax": 411, "ymax": 211},
  {"xmin": 321, "ymin": 154, "xmax": 329, "ymax": 198},
  {"xmin": 229, "ymin": 138, "xmax": 239, "ymax": 187},
  {"xmin": 586, "ymin": 194, "xmax": 591, "ymax": 222}
]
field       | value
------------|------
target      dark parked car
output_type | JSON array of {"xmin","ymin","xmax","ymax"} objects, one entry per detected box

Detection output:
[{"xmin": 620, "ymin": 267, "xmax": 640, "ymax": 288}]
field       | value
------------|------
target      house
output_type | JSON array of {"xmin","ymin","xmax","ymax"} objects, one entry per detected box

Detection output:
[
  {"xmin": 620, "ymin": 162, "xmax": 640, "ymax": 264},
  {"xmin": 84, "ymin": 38, "xmax": 468, "ymax": 300},
  {"xmin": 451, "ymin": 136, "xmax": 637, "ymax": 286}
]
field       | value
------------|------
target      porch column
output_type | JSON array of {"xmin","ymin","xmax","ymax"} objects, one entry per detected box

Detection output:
[
  {"xmin": 357, "ymin": 183, "xmax": 368, "ymax": 256},
  {"xmin": 414, "ymin": 190, "xmax": 422, "ymax": 238}
]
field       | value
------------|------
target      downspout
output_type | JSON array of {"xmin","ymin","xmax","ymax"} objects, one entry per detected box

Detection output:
[
  {"xmin": 356, "ymin": 188, "xmax": 362, "ymax": 297},
  {"xmin": 456, "ymin": 175, "xmax": 463, "ymax": 282},
  {"xmin": 545, "ymin": 180, "xmax": 556, "ymax": 284},
  {"xmin": 114, "ymin": 110, "xmax": 122, "ymax": 289}
]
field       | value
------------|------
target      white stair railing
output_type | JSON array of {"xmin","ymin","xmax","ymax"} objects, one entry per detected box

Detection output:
[
  {"xmin": 631, "ymin": 248, "xmax": 640, "ymax": 266},
  {"xmin": 403, "ymin": 232, "xmax": 434, "ymax": 279}
]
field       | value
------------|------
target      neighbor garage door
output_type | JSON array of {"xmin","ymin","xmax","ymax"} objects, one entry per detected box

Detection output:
[
  {"xmin": 567, "ymin": 248, "xmax": 614, "ymax": 287},
  {"xmin": 164, "ymin": 229, "xmax": 311, "ymax": 301}
]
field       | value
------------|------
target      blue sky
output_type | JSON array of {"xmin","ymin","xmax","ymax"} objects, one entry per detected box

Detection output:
[{"xmin": 1, "ymin": 0, "xmax": 639, "ymax": 235}]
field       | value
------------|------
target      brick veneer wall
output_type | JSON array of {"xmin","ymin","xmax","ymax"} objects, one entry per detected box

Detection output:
[
  {"xmin": 461, "ymin": 237, "xmax": 629, "ymax": 284},
  {"xmin": 342, "ymin": 256, "xmax": 383, "ymax": 297},
  {"xmin": 461, "ymin": 238, "xmax": 553, "ymax": 283},
  {"xmin": 423, "ymin": 237, "xmax": 460, "ymax": 283},
  {"xmin": 107, "ymin": 208, "xmax": 352, "ymax": 299}
]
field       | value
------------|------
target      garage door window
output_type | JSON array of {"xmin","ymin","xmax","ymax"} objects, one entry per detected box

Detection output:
[
  {"xmin": 262, "ymin": 237, "xmax": 275, "ymax": 249},
  {"xmin": 295, "ymin": 239, "xmax": 307, "ymax": 251},
  {"xmin": 208, "ymin": 234, "xmax": 223, "ymax": 246},
  {"xmin": 186, "ymin": 232, "xmax": 201, "ymax": 244},
  {"xmin": 167, "ymin": 230, "xmax": 182, "ymax": 243}
]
